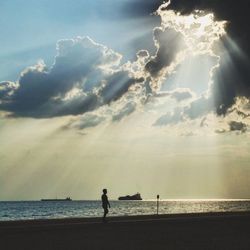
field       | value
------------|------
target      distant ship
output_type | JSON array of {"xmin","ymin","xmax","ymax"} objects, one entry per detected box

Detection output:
[
  {"xmin": 41, "ymin": 197, "xmax": 72, "ymax": 201},
  {"xmin": 118, "ymin": 193, "xmax": 142, "ymax": 200}
]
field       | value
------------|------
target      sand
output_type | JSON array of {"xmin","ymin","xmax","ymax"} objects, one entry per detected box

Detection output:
[{"xmin": 2, "ymin": 212, "xmax": 250, "ymax": 250}]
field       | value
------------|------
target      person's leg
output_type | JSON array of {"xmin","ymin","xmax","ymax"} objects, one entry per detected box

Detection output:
[{"xmin": 103, "ymin": 208, "xmax": 108, "ymax": 222}]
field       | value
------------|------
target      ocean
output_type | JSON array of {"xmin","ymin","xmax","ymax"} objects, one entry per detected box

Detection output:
[{"xmin": 1, "ymin": 200, "xmax": 250, "ymax": 221}]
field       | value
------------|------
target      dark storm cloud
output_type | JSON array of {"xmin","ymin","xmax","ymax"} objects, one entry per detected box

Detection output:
[
  {"xmin": 0, "ymin": 37, "xmax": 141, "ymax": 118},
  {"xmin": 145, "ymin": 27, "xmax": 186, "ymax": 77}
]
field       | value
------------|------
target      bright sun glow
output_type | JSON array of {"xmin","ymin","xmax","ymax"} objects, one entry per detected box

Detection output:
[
  {"xmin": 157, "ymin": 2, "xmax": 227, "ymax": 55},
  {"xmin": 148, "ymin": 1, "xmax": 227, "ymax": 94}
]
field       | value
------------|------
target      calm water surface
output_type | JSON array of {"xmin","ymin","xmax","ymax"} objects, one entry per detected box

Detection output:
[{"xmin": 1, "ymin": 200, "xmax": 250, "ymax": 221}]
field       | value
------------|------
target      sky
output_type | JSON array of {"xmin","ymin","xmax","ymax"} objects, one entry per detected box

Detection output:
[{"xmin": 0, "ymin": 0, "xmax": 249, "ymax": 200}]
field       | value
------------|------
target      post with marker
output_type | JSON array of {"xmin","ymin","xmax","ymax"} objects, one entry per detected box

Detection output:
[{"xmin": 157, "ymin": 194, "xmax": 160, "ymax": 215}]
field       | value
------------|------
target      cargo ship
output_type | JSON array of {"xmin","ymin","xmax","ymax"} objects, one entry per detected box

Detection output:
[
  {"xmin": 41, "ymin": 197, "xmax": 72, "ymax": 201},
  {"xmin": 118, "ymin": 193, "xmax": 142, "ymax": 200}
]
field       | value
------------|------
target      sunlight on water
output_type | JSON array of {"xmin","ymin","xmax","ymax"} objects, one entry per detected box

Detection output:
[{"xmin": 1, "ymin": 200, "xmax": 250, "ymax": 221}]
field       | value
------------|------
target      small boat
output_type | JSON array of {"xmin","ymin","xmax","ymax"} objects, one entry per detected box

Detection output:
[
  {"xmin": 118, "ymin": 193, "xmax": 142, "ymax": 200},
  {"xmin": 41, "ymin": 197, "xmax": 72, "ymax": 201}
]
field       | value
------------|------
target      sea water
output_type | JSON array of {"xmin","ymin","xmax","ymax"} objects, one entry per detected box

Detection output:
[{"xmin": 1, "ymin": 200, "xmax": 250, "ymax": 221}]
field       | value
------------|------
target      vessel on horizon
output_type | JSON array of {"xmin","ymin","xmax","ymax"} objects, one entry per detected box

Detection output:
[
  {"xmin": 41, "ymin": 197, "xmax": 72, "ymax": 202},
  {"xmin": 118, "ymin": 193, "xmax": 142, "ymax": 201}
]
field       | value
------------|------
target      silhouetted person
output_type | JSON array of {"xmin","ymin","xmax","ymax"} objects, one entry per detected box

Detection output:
[{"xmin": 101, "ymin": 188, "xmax": 110, "ymax": 222}]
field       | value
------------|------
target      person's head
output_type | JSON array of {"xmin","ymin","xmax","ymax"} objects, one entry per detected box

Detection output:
[{"xmin": 103, "ymin": 188, "xmax": 107, "ymax": 194}]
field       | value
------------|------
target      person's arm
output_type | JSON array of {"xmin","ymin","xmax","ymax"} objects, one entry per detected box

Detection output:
[{"xmin": 108, "ymin": 198, "xmax": 111, "ymax": 208}]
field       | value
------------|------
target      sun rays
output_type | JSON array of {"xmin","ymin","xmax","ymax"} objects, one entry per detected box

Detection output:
[{"xmin": 0, "ymin": 1, "xmax": 250, "ymax": 200}]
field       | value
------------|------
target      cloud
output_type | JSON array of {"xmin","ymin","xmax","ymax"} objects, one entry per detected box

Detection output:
[
  {"xmin": 0, "ymin": 37, "xmax": 138, "ymax": 118},
  {"xmin": 137, "ymin": 50, "xmax": 150, "ymax": 58},
  {"xmin": 112, "ymin": 102, "xmax": 137, "ymax": 122},
  {"xmin": 229, "ymin": 121, "xmax": 247, "ymax": 133},
  {"xmin": 153, "ymin": 94, "xmax": 240, "ymax": 128},
  {"xmin": 168, "ymin": 0, "xmax": 250, "ymax": 114},
  {"xmin": 1, "ymin": 1, "xmax": 249, "ymax": 134},
  {"xmin": 150, "ymin": 2, "xmax": 250, "ymax": 129},
  {"xmin": 70, "ymin": 113, "xmax": 106, "ymax": 130},
  {"xmin": 99, "ymin": 71, "xmax": 144, "ymax": 104},
  {"xmin": 155, "ymin": 88, "xmax": 194, "ymax": 102},
  {"xmin": 183, "ymin": 96, "xmax": 213, "ymax": 119},
  {"xmin": 153, "ymin": 96, "xmax": 250, "ymax": 136},
  {"xmin": 145, "ymin": 27, "xmax": 185, "ymax": 78},
  {"xmin": 152, "ymin": 96, "xmax": 212, "ymax": 127},
  {"xmin": 224, "ymin": 97, "xmax": 250, "ymax": 133},
  {"xmin": 0, "ymin": 81, "xmax": 18, "ymax": 101},
  {"xmin": 131, "ymin": 0, "xmax": 249, "ymax": 119},
  {"xmin": 168, "ymin": 0, "xmax": 250, "ymax": 53},
  {"xmin": 154, "ymin": 107, "xmax": 184, "ymax": 126},
  {"xmin": 171, "ymin": 89, "xmax": 194, "ymax": 102}
]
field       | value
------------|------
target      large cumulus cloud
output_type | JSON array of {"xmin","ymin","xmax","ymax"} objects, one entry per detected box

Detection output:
[{"xmin": 0, "ymin": 37, "xmax": 143, "ymax": 118}]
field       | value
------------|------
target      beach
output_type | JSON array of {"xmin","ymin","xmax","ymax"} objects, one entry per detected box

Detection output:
[{"xmin": 2, "ymin": 212, "xmax": 250, "ymax": 250}]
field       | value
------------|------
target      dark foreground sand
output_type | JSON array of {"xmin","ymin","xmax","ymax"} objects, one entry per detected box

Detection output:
[{"xmin": 2, "ymin": 212, "xmax": 250, "ymax": 250}]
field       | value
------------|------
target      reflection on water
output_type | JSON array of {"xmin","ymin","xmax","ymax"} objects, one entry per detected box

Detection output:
[{"xmin": 0, "ymin": 200, "xmax": 250, "ymax": 221}]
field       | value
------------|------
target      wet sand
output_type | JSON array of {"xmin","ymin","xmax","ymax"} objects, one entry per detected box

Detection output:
[{"xmin": 2, "ymin": 212, "xmax": 250, "ymax": 250}]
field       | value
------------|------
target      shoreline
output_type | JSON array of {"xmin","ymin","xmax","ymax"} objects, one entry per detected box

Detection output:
[
  {"xmin": 2, "ymin": 212, "xmax": 250, "ymax": 249},
  {"xmin": 1, "ymin": 211, "xmax": 250, "ymax": 225}
]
